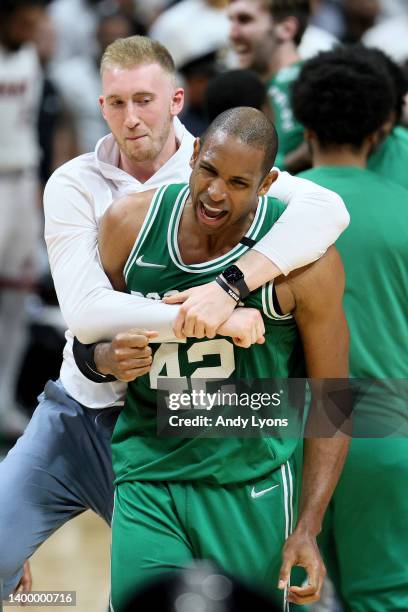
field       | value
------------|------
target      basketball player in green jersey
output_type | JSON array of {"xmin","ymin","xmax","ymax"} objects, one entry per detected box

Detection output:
[
  {"xmin": 98, "ymin": 107, "xmax": 349, "ymax": 611},
  {"xmin": 366, "ymin": 48, "xmax": 408, "ymax": 190},
  {"xmin": 228, "ymin": 0, "xmax": 309, "ymax": 172},
  {"xmin": 293, "ymin": 47, "xmax": 408, "ymax": 611}
]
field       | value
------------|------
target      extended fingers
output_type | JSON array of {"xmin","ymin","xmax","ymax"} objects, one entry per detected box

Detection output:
[{"xmin": 163, "ymin": 290, "xmax": 191, "ymax": 304}]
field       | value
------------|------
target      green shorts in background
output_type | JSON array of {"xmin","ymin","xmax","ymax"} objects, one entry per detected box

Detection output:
[
  {"xmin": 319, "ymin": 438, "xmax": 408, "ymax": 611},
  {"xmin": 111, "ymin": 460, "xmax": 298, "ymax": 611}
]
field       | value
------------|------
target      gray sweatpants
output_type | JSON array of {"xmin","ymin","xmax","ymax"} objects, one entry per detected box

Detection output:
[{"xmin": 0, "ymin": 379, "xmax": 119, "ymax": 597}]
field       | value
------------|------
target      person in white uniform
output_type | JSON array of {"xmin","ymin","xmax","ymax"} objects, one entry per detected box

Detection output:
[
  {"xmin": 0, "ymin": 0, "xmax": 44, "ymax": 437},
  {"xmin": 0, "ymin": 35, "xmax": 349, "ymax": 598}
]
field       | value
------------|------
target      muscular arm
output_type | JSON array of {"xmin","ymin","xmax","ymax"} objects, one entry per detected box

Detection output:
[
  {"xmin": 277, "ymin": 247, "xmax": 350, "ymax": 605},
  {"xmin": 292, "ymin": 247, "xmax": 349, "ymax": 523},
  {"xmin": 97, "ymin": 191, "xmax": 154, "ymax": 291},
  {"xmin": 44, "ymin": 174, "xmax": 180, "ymax": 344}
]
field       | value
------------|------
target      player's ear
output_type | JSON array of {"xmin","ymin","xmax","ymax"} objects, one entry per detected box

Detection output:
[
  {"xmin": 189, "ymin": 138, "xmax": 201, "ymax": 169},
  {"xmin": 258, "ymin": 169, "xmax": 279, "ymax": 195},
  {"xmin": 304, "ymin": 128, "xmax": 315, "ymax": 143},
  {"xmin": 366, "ymin": 129, "xmax": 383, "ymax": 156},
  {"xmin": 275, "ymin": 16, "xmax": 299, "ymax": 43},
  {"xmin": 170, "ymin": 87, "xmax": 185, "ymax": 116},
  {"xmin": 99, "ymin": 96, "xmax": 106, "ymax": 119}
]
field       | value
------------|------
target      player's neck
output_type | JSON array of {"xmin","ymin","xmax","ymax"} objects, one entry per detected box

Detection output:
[
  {"xmin": 119, "ymin": 126, "xmax": 179, "ymax": 183},
  {"xmin": 179, "ymin": 200, "xmax": 256, "ymax": 263},
  {"xmin": 312, "ymin": 147, "xmax": 368, "ymax": 169},
  {"xmin": 266, "ymin": 44, "xmax": 299, "ymax": 80}
]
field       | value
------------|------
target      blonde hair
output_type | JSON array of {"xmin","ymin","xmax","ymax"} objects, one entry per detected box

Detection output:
[{"xmin": 100, "ymin": 35, "xmax": 176, "ymax": 76}]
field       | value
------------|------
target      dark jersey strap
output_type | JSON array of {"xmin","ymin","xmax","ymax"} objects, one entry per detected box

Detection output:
[{"xmin": 272, "ymin": 283, "xmax": 284, "ymax": 317}]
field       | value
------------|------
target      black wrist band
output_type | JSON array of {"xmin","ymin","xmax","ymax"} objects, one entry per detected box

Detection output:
[
  {"xmin": 73, "ymin": 337, "xmax": 117, "ymax": 383},
  {"xmin": 215, "ymin": 275, "xmax": 240, "ymax": 304}
]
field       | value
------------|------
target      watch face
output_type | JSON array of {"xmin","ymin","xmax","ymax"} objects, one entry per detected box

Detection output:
[{"xmin": 224, "ymin": 265, "xmax": 244, "ymax": 283}]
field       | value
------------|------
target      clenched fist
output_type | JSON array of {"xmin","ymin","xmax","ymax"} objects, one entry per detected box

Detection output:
[{"xmin": 94, "ymin": 329, "xmax": 158, "ymax": 382}]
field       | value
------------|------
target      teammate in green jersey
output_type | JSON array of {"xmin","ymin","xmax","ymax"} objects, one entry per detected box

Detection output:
[
  {"xmin": 228, "ymin": 0, "xmax": 310, "ymax": 172},
  {"xmin": 366, "ymin": 48, "xmax": 408, "ymax": 190},
  {"xmin": 293, "ymin": 46, "xmax": 408, "ymax": 612},
  {"xmin": 369, "ymin": 123, "xmax": 408, "ymax": 190},
  {"xmin": 98, "ymin": 107, "xmax": 349, "ymax": 611}
]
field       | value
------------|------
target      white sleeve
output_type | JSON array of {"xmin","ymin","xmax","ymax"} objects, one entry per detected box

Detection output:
[
  {"xmin": 255, "ymin": 169, "xmax": 350, "ymax": 275},
  {"xmin": 44, "ymin": 172, "xmax": 180, "ymax": 344}
]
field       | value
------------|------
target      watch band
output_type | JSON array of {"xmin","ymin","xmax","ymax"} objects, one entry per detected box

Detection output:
[{"xmin": 215, "ymin": 275, "xmax": 240, "ymax": 304}]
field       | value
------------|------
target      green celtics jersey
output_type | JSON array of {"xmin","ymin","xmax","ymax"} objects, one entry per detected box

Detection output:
[
  {"xmin": 112, "ymin": 183, "xmax": 305, "ymax": 486},
  {"xmin": 368, "ymin": 126, "xmax": 408, "ymax": 191},
  {"xmin": 266, "ymin": 61, "xmax": 304, "ymax": 169},
  {"xmin": 299, "ymin": 166, "xmax": 408, "ymax": 378}
]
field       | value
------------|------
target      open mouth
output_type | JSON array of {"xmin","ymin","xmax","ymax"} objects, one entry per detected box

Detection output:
[
  {"xmin": 198, "ymin": 201, "xmax": 228, "ymax": 225},
  {"xmin": 233, "ymin": 42, "xmax": 251, "ymax": 56}
]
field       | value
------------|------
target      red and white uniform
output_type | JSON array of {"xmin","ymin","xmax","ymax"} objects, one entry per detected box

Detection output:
[{"xmin": 0, "ymin": 42, "xmax": 42, "ymax": 420}]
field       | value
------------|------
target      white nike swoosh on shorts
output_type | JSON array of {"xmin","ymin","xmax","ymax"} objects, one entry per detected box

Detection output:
[
  {"xmin": 250, "ymin": 484, "xmax": 279, "ymax": 499},
  {"xmin": 135, "ymin": 255, "xmax": 166, "ymax": 269}
]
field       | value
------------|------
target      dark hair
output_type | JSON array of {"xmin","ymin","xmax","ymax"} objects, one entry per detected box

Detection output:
[
  {"xmin": 364, "ymin": 47, "xmax": 408, "ymax": 124},
  {"xmin": 201, "ymin": 106, "xmax": 278, "ymax": 176},
  {"xmin": 292, "ymin": 45, "xmax": 396, "ymax": 148},
  {"xmin": 266, "ymin": 0, "xmax": 311, "ymax": 45},
  {"xmin": 204, "ymin": 69, "xmax": 267, "ymax": 122}
]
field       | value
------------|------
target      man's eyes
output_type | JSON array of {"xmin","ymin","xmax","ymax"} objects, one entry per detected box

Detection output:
[
  {"xmin": 109, "ymin": 97, "xmax": 152, "ymax": 106},
  {"xmin": 237, "ymin": 15, "xmax": 253, "ymax": 25},
  {"xmin": 201, "ymin": 167, "xmax": 249, "ymax": 188},
  {"xmin": 201, "ymin": 165, "xmax": 216, "ymax": 175}
]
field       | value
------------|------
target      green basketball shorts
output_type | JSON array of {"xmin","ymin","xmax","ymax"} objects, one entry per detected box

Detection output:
[{"xmin": 111, "ymin": 460, "xmax": 297, "ymax": 611}]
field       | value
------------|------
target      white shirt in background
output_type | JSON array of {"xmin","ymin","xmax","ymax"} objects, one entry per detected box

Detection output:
[
  {"xmin": 299, "ymin": 24, "xmax": 338, "ymax": 60},
  {"xmin": 48, "ymin": 0, "xmax": 100, "ymax": 64},
  {"xmin": 51, "ymin": 57, "xmax": 109, "ymax": 153},
  {"xmin": 363, "ymin": 16, "xmax": 408, "ymax": 64},
  {"xmin": 0, "ymin": 43, "xmax": 42, "ymax": 171},
  {"xmin": 149, "ymin": 0, "xmax": 230, "ymax": 68}
]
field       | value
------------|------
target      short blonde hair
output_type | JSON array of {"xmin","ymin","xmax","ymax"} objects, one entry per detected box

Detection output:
[{"xmin": 100, "ymin": 35, "xmax": 176, "ymax": 76}]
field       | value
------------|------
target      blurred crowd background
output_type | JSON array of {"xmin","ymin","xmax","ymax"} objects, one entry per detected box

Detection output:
[
  {"xmin": 0, "ymin": 2, "xmax": 407, "ymax": 611},
  {"xmin": 0, "ymin": 0, "xmax": 408, "ymax": 441}
]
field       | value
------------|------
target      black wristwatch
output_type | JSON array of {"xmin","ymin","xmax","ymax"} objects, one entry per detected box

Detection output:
[{"xmin": 222, "ymin": 264, "xmax": 250, "ymax": 299}]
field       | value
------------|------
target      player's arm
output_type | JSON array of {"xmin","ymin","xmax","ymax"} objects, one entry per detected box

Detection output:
[
  {"xmin": 277, "ymin": 246, "xmax": 350, "ymax": 606},
  {"xmin": 90, "ymin": 305, "xmax": 267, "ymax": 383},
  {"xmin": 44, "ymin": 174, "xmax": 181, "ymax": 343},
  {"xmin": 164, "ymin": 172, "xmax": 349, "ymax": 337},
  {"xmin": 97, "ymin": 190, "xmax": 154, "ymax": 290}
]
